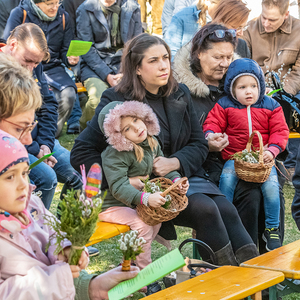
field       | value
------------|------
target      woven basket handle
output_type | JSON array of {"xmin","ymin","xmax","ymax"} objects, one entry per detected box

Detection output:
[
  {"xmin": 161, "ymin": 177, "xmax": 188, "ymax": 197},
  {"xmin": 245, "ymin": 130, "xmax": 264, "ymax": 164}
]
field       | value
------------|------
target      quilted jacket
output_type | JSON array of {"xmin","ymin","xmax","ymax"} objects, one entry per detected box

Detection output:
[{"xmin": 203, "ymin": 58, "xmax": 289, "ymax": 161}]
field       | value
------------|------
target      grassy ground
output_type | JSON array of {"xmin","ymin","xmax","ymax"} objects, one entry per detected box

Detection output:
[{"xmin": 53, "ymin": 128, "xmax": 300, "ymax": 299}]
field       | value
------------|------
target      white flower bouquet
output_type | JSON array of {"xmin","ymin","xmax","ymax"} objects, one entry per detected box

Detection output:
[{"xmin": 118, "ymin": 230, "xmax": 146, "ymax": 271}]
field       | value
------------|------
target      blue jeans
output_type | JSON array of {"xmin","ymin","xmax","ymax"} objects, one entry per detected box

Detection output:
[
  {"xmin": 284, "ymin": 138, "xmax": 300, "ymax": 169},
  {"xmin": 29, "ymin": 154, "xmax": 57, "ymax": 210},
  {"xmin": 67, "ymin": 93, "xmax": 82, "ymax": 128},
  {"xmin": 65, "ymin": 66, "xmax": 82, "ymax": 128},
  {"xmin": 219, "ymin": 160, "xmax": 280, "ymax": 228},
  {"xmin": 29, "ymin": 140, "xmax": 82, "ymax": 209}
]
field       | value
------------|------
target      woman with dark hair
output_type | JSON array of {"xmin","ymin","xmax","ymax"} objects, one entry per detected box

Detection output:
[
  {"xmin": 71, "ymin": 32, "xmax": 259, "ymax": 268},
  {"xmin": 173, "ymin": 23, "xmax": 285, "ymax": 249}
]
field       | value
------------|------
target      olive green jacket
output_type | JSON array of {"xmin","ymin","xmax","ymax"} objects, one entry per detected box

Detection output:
[{"xmin": 101, "ymin": 138, "xmax": 181, "ymax": 211}]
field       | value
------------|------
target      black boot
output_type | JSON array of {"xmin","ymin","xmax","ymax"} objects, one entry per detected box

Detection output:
[
  {"xmin": 146, "ymin": 281, "xmax": 161, "ymax": 296},
  {"xmin": 214, "ymin": 242, "xmax": 238, "ymax": 266},
  {"xmin": 235, "ymin": 243, "xmax": 259, "ymax": 265}
]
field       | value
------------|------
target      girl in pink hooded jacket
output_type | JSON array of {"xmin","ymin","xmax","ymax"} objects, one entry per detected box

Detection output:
[{"xmin": 0, "ymin": 130, "xmax": 90, "ymax": 300}]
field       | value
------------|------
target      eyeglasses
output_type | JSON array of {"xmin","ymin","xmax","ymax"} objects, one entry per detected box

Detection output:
[
  {"xmin": 211, "ymin": 29, "xmax": 237, "ymax": 39},
  {"xmin": 2, "ymin": 120, "xmax": 38, "ymax": 140},
  {"xmin": 236, "ymin": 25, "xmax": 249, "ymax": 32},
  {"xmin": 45, "ymin": 0, "xmax": 62, "ymax": 8}
]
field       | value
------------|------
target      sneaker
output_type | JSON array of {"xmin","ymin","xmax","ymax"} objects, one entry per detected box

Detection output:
[
  {"xmin": 87, "ymin": 246, "xmax": 99, "ymax": 257},
  {"xmin": 67, "ymin": 123, "xmax": 80, "ymax": 135},
  {"xmin": 262, "ymin": 228, "xmax": 282, "ymax": 251},
  {"xmin": 145, "ymin": 281, "xmax": 161, "ymax": 296}
]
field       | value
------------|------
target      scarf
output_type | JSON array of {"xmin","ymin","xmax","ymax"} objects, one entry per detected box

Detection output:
[
  {"xmin": 0, "ymin": 209, "xmax": 31, "ymax": 234},
  {"xmin": 99, "ymin": 0, "xmax": 122, "ymax": 47},
  {"xmin": 30, "ymin": 0, "xmax": 57, "ymax": 22}
]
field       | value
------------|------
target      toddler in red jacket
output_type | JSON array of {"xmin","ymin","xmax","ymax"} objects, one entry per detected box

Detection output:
[{"xmin": 203, "ymin": 58, "xmax": 289, "ymax": 251}]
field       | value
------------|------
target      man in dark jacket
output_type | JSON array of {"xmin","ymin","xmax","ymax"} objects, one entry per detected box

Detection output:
[
  {"xmin": 4, "ymin": 0, "xmax": 80, "ymax": 137},
  {"xmin": 62, "ymin": 0, "xmax": 84, "ymax": 37},
  {"xmin": 0, "ymin": 23, "xmax": 82, "ymax": 210},
  {"xmin": 76, "ymin": 0, "xmax": 142, "ymax": 129},
  {"xmin": 0, "ymin": 0, "xmax": 19, "ymax": 38}
]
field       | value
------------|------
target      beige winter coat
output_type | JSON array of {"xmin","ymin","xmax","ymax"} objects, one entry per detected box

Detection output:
[{"xmin": 243, "ymin": 15, "xmax": 300, "ymax": 95}]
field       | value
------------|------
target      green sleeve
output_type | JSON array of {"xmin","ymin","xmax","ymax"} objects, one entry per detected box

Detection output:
[{"xmin": 102, "ymin": 148, "xmax": 143, "ymax": 207}]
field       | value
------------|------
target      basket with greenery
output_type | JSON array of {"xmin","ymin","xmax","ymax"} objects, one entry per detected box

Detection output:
[
  {"xmin": 233, "ymin": 131, "xmax": 274, "ymax": 183},
  {"xmin": 136, "ymin": 177, "xmax": 188, "ymax": 226}
]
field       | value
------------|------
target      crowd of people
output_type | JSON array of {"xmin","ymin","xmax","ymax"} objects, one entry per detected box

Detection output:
[{"xmin": 1, "ymin": 0, "xmax": 300, "ymax": 298}]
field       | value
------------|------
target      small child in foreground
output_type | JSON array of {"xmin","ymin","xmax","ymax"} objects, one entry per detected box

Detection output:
[
  {"xmin": 98, "ymin": 101, "xmax": 189, "ymax": 273},
  {"xmin": 203, "ymin": 58, "xmax": 289, "ymax": 251},
  {"xmin": 0, "ymin": 130, "xmax": 89, "ymax": 299}
]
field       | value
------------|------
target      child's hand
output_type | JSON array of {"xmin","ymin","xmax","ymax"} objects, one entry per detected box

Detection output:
[
  {"xmin": 69, "ymin": 265, "xmax": 81, "ymax": 278},
  {"xmin": 58, "ymin": 246, "xmax": 89, "ymax": 278},
  {"xmin": 77, "ymin": 249, "xmax": 89, "ymax": 270},
  {"xmin": 263, "ymin": 150, "xmax": 273, "ymax": 163},
  {"xmin": 177, "ymin": 179, "xmax": 189, "ymax": 195},
  {"xmin": 69, "ymin": 250, "xmax": 89, "ymax": 278},
  {"xmin": 148, "ymin": 192, "xmax": 166, "ymax": 207}
]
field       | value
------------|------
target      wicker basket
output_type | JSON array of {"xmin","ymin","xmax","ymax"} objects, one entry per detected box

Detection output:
[
  {"xmin": 234, "ymin": 130, "xmax": 274, "ymax": 183},
  {"xmin": 136, "ymin": 177, "xmax": 188, "ymax": 226}
]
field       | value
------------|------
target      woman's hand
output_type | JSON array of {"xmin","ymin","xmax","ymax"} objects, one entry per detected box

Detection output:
[
  {"xmin": 106, "ymin": 74, "xmax": 123, "ymax": 87},
  {"xmin": 263, "ymin": 150, "xmax": 273, "ymax": 163},
  {"xmin": 153, "ymin": 157, "xmax": 180, "ymax": 176},
  {"xmin": 88, "ymin": 266, "xmax": 139, "ymax": 300},
  {"xmin": 148, "ymin": 192, "xmax": 166, "ymax": 207},
  {"xmin": 129, "ymin": 175, "xmax": 148, "ymax": 191},
  {"xmin": 206, "ymin": 133, "xmax": 229, "ymax": 152},
  {"xmin": 67, "ymin": 56, "xmax": 79, "ymax": 65},
  {"xmin": 40, "ymin": 145, "xmax": 57, "ymax": 168},
  {"xmin": 177, "ymin": 179, "xmax": 189, "ymax": 195}
]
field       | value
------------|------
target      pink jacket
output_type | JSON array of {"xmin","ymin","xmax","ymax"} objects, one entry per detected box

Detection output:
[{"xmin": 0, "ymin": 186, "xmax": 75, "ymax": 300}]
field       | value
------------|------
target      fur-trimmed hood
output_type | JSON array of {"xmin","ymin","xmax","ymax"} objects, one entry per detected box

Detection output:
[
  {"xmin": 98, "ymin": 101, "xmax": 160, "ymax": 152},
  {"xmin": 172, "ymin": 42, "xmax": 239, "ymax": 98}
]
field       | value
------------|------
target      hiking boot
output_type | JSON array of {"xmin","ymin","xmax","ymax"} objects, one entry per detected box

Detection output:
[
  {"xmin": 146, "ymin": 281, "xmax": 161, "ymax": 296},
  {"xmin": 262, "ymin": 228, "xmax": 282, "ymax": 251}
]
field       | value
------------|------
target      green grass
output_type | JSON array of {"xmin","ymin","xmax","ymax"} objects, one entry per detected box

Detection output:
[{"xmin": 53, "ymin": 127, "xmax": 300, "ymax": 299}]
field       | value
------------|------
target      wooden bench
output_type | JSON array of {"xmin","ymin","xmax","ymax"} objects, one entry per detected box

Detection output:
[
  {"xmin": 289, "ymin": 132, "xmax": 300, "ymax": 139},
  {"xmin": 86, "ymin": 221, "xmax": 130, "ymax": 247},
  {"xmin": 144, "ymin": 265, "xmax": 284, "ymax": 300},
  {"xmin": 241, "ymin": 240, "xmax": 300, "ymax": 298},
  {"xmin": 76, "ymin": 82, "xmax": 87, "ymax": 93}
]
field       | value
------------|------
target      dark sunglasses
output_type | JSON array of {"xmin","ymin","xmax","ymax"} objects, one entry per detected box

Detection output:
[{"xmin": 210, "ymin": 29, "xmax": 237, "ymax": 39}]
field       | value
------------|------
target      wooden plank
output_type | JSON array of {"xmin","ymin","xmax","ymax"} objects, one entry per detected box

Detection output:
[
  {"xmin": 250, "ymin": 292, "xmax": 262, "ymax": 300},
  {"xmin": 144, "ymin": 266, "xmax": 284, "ymax": 300},
  {"xmin": 75, "ymin": 82, "xmax": 87, "ymax": 93},
  {"xmin": 86, "ymin": 221, "xmax": 130, "ymax": 247},
  {"xmin": 241, "ymin": 240, "xmax": 300, "ymax": 279},
  {"xmin": 289, "ymin": 132, "xmax": 300, "ymax": 139}
]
